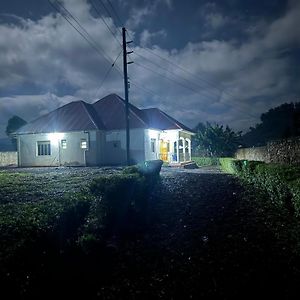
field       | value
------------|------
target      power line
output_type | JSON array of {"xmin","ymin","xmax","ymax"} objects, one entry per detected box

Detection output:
[
  {"xmin": 133, "ymin": 48, "xmax": 258, "ymax": 119},
  {"xmin": 106, "ymin": 0, "xmax": 124, "ymax": 28},
  {"xmin": 134, "ymin": 45, "xmax": 254, "ymax": 114},
  {"xmin": 95, "ymin": 0, "xmax": 250, "ymax": 109},
  {"xmin": 133, "ymin": 51, "xmax": 226, "ymax": 100},
  {"xmin": 48, "ymin": 0, "xmax": 124, "ymax": 103},
  {"xmin": 134, "ymin": 45, "xmax": 227, "ymax": 95},
  {"xmin": 49, "ymin": 0, "xmax": 115, "ymax": 66},
  {"xmin": 132, "ymin": 62, "xmax": 258, "ymax": 119},
  {"xmin": 50, "ymin": 0, "xmax": 257, "ymax": 121},
  {"xmin": 134, "ymin": 61, "xmax": 221, "ymax": 101},
  {"xmin": 96, "ymin": 0, "xmax": 122, "ymax": 34},
  {"xmin": 94, "ymin": 50, "xmax": 122, "ymax": 99},
  {"xmin": 90, "ymin": 0, "xmax": 122, "ymax": 47}
]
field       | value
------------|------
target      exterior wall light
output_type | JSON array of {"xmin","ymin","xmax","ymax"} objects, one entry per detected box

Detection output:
[{"xmin": 47, "ymin": 132, "xmax": 64, "ymax": 144}]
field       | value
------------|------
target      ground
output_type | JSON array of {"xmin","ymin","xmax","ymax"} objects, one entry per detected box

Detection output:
[{"xmin": 1, "ymin": 166, "xmax": 299, "ymax": 298}]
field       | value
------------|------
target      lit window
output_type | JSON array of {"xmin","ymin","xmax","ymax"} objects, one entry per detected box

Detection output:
[
  {"xmin": 37, "ymin": 141, "xmax": 51, "ymax": 156},
  {"xmin": 80, "ymin": 139, "xmax": 88, "ymax": 149},
  {"xmin": 151, "ymin": 138, "xmax": 156, "ymax": 153},
  {"xmin": 61, "ymin": 139, "xmax": 67, "ymax": 149}
]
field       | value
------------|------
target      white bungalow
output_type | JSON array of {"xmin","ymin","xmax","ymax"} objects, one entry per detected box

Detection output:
[{"xmin": 15, "ymin": 94, "xmax": 194, "ymax": 167}]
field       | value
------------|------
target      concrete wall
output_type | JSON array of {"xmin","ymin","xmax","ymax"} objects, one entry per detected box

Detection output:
[
  {"xmin": 235, "ymin": 137, "xmax": 300, "ymax": 165},
  {"xmin": 235, "ymin": 146, "xmax": 269, "ymax": 162},
  {"xmin": 268, "ymin": 138, "xmax": 300, "ymax": 165},
  {"xmin": 0, "ymin": 151, "xmax": 18, "ymax": 167},
  {"xmin": 18, "ymin": 131, "xmax": 96, "ymax": 167}
]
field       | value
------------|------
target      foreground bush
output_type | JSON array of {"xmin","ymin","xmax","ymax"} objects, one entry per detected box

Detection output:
[
  {"xmin": 88, "ymin": 172, "xmax": 150, "ymax": 236},
  {"xmin": 219, "ymin": 157, "xmax": 300, "ymax": 215},
  {"xmin": 0, "ymin": 192, "xmax": 91, "ymax": 267},
  {"xmin": 79, "ymin": 161, "xmax": 162, "ymax": 251}
]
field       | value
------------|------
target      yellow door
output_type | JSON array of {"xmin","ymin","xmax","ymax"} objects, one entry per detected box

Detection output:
[{"xmin": 160, "ymin": 140, "xmax": 169, "ymax": 161}]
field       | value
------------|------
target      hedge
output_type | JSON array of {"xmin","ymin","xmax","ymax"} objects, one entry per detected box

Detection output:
[
  {"xmin": 219, "ymin": 157, "xmax": 300, "ymax": 216},
  {"xmin": 0, "ymin": 193, "xmax": 91, "ymax": 262},
  {"xmin": 192, "ymin": 157, "xmax": 220, "ymax": 167}
]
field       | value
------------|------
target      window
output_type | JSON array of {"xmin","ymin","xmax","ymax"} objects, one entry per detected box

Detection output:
[
  {"xmin": 37, "ymin": 141, "xmax": 51, "ymax": 156},
  {"xmin": 151, "ymin": 138, "xmax": 156, "ymax": 153},
  {"xmin": 61, "ymin": 139, "xmax": 67, "ymax": 149},
  {"xmin": 80, "ymin": 139, "xmax": 88, "ymax": 149}
]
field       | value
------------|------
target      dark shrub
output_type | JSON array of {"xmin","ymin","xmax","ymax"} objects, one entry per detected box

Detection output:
[
  {"xmin": 89, "ymin": 173, "xmax": 147, "ymax": 236},
  {"xmin": 220, "ymin": 158, "xmax": 300, "ymax": 215}
]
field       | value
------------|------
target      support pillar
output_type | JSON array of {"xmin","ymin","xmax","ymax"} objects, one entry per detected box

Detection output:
[{"xmin": 187, "ymin": 138, "xmax": 191, "ymax": 161}]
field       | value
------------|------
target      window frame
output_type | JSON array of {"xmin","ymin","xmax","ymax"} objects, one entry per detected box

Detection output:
[
  {"xmin": 37, "ymin": 140, "xmax": 51, "ymax": 156},
  {"xmin": 80, "ymin": 139, "xmax": 88, "ymax": 149},
  {"xmin": 151, "ymin": 138, "xmax": 156, "ymax": 153},
  {"xmin": 61, "ymin": 139, "xmax": 67, "ymax": 149}
]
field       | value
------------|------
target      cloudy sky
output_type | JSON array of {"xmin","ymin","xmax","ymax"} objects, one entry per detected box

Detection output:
[{"xmin": 0, "ymin": 0, "xmax": 299, "ymax": 137}]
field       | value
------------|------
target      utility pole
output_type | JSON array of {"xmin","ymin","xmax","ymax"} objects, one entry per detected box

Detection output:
[{"xmin": 122, "ymin": 27, "xmax": 133, "ymax": 166}]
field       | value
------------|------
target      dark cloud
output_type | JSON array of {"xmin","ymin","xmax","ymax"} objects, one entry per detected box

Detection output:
[{"xmin": 0, "ymin": 0, "xmax": 299, "ymax": 137}]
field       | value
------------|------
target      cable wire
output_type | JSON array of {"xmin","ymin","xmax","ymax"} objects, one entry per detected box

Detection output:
[
  {"xmin": 106, "ymin": 0, "xmax": 124, "ymax": 28},
  {"xmin": 90, "ymin": 0, "xmax": 122, "ymax": 46},
  {"xmin": 94, "ymin": 50, "xmax": 122, "ymax": 99},
  {"xmin": 51, "ymin": 0, "xmax": 116, "ymax": 65}
]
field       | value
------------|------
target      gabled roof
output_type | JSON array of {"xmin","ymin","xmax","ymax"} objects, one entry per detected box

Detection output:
[{"xmin": 16, "ymin": 93, "xmax": 193, "ymax": 134}]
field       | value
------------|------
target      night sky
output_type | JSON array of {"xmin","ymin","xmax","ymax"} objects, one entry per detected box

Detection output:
[{"xmin": 0, "ymin": 0, "xmax": 299, "ymax": 137}]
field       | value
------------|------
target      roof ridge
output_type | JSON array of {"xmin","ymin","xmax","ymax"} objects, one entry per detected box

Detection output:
[
  {"xmin": 81, "ymin": 102, "xmax": 99, "ymax": 130},
  {"xmin": 114, "ymin": 94, "xmax": 149, "ymax": 127}
]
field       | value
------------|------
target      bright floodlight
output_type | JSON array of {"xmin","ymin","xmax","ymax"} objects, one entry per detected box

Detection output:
[
  {"xmin": 47, "ymin": 132, "xmax": 64, "ymax": 143},
  {"xmin": 148, "ymin": 129, "xmax": 159, "ymax": 139}
]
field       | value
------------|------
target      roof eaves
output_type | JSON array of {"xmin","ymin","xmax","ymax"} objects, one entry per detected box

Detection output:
[{"xmin": 158, "ymin": 109, "xmax": 195, "ymax": 133}]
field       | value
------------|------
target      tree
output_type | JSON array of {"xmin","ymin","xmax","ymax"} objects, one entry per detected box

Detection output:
[
  {"xmin": 6, "ymin": 115, "xmax": 27, "ymax": 146},
  {"xmin": 242, "ymin": 102, "xmax": 300, "ymax": 146},
  {"xmin": 194, "ymin": 122, "xmax": 242, "ymax": 157}
]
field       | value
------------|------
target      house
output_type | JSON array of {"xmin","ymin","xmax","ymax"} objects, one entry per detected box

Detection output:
[{"xmin": 15, "ymin": 94, "xmax": 194, "ymax": 167}]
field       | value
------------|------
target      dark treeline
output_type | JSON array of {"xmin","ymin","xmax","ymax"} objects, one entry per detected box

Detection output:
[{"xmin": 193, "ymin": 102, "xmax": 300, "ymax": 156}]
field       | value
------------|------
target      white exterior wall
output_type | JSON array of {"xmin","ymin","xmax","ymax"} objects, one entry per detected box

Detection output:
[
  {"xmin": 104, "ymin": 128, "xmax": 145, "ymax": 165},
  {"xmin": 17, "ymin": 128, "xmax": 191, "ymax": 167},
  {"xmin": 84, "ymin": 131, "xmax": 106, "ymax": 166},
  {"xmin": 144, "ymin": 129, "xmax": 160, "ymax": 161},
  {"xmin": 18, "ymin": 131, "xmax": 100, "ymax": 167}
]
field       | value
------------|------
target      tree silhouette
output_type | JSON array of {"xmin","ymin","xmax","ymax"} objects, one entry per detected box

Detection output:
[
  {"xmin": 243, "ymin": 102, "xmax": 300, "ymax": 146},
  {"xmin": 194, "ymin": 122, "xmax": 242, "ymax": 157},
  {"xmin": 6, "ymin": 115, "xmax": 27, "ymax": 147}
]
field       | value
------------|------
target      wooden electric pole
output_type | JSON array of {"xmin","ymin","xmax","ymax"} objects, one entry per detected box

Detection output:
[{"xmin": 122, "ymin": 27, "xmax": 133, "ymax": 166}]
